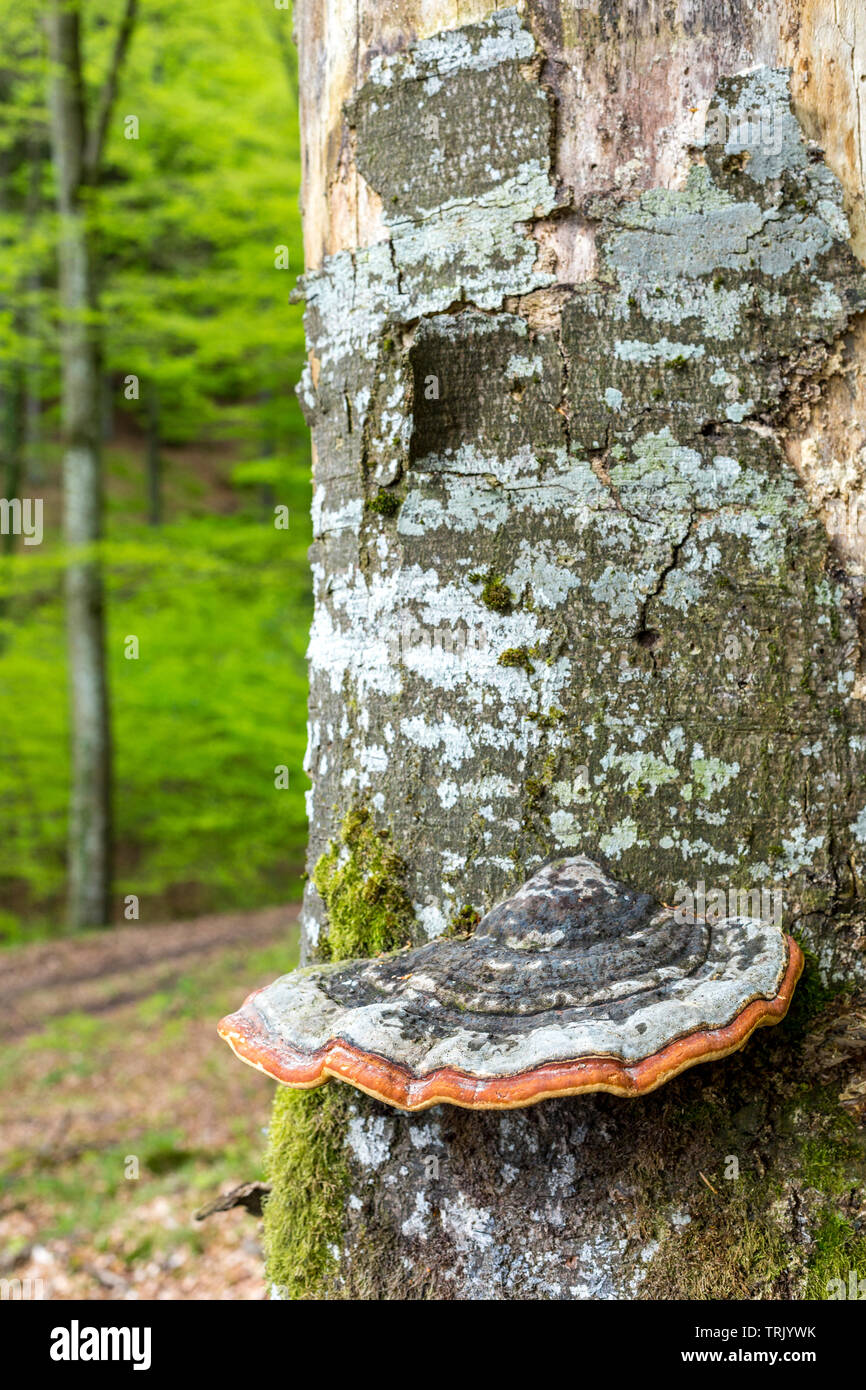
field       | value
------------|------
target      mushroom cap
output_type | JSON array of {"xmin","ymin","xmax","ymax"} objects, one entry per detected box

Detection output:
[{"xmin": 219, "ymin": 857, "xmax": 802, "ymax": 1111}]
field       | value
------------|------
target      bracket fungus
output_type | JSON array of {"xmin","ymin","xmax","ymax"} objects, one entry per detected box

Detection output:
[{"xmin": 219, "ymin": 857, "xmax": 802, "ymax": 1112}]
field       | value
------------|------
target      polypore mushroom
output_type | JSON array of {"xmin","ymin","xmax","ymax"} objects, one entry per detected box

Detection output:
[{"xmin": 219, "ymin": 857, "xmax": 802, "ymax": 1112}]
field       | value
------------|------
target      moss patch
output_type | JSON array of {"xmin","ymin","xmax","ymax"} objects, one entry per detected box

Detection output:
[
  {"xmin": 264, "ymin": 805, "xmax": 417, "ymax": 1297},
  {"xmin": 479, "ymin": 572, "xmax": 514, "ymax": 614},
  {"xmin": 498, "ymin": 646, "xmax": 534, "ymax": 673},
  {"xmin": 365, "ymin": 488, "xmax": 401, "ymax": 518},
  {"xmin": 805, "ymin": 1210, "xmax": 866, "ymax": 1300},
  {"xmin": 312, "ymin": 805, "xmax": 417, "ymax": 961},
  {"xmin": 445, "ymin": 903, "xmax": 481, "ymax": 937},
  {"xmin": 639, "ymin": 1176, "xmax": 790, "ymax": 1299},
  {"xmin": 263, "ymin": 1084, "xmax": 352, "ymax": 1300},
  {"xmin": 630, "ymin": 980, "xmax": 866, "ymax": 1300}
]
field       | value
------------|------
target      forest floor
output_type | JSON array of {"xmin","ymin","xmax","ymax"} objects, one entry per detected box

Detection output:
[{"xmin": 0, "ymin": 907, "xmax": 299, "ymax": 1300}]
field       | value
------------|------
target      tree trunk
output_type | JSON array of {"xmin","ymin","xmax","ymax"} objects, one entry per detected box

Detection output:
[
  {"xmin": 46, "ymin": 0, "xmax": 136, "ymax": 929},
  {"xmin": 0, "ymin": 366, "xmax": 25, "ymax": 556},
  {"xmin": 267, "ymin": 0, "xmax": 866, "ymax": 1299},
  {"xmin": 146, "ymin": 389, "xmax": 162, "ymax": 527},
  {"xmin": 24, "ymin": 136, "xmax": 46, "ymax": 489},
  {"xmin": 46, "ymin": 3, "xmax": 113, "ymax": 929},
  {"xmin": 0, "ymin": 81, "xmax": 27, "ymax": 555}
]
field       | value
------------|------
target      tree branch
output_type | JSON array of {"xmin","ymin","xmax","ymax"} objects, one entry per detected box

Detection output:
[{"xmin": 84, "ymin": 0, "xmax": 138, "ymax": 182}]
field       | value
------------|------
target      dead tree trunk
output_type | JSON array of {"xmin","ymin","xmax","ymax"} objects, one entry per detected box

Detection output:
[{"xmin": 265, "ymin": 1, "xmax": 866, "ymax": 1299}]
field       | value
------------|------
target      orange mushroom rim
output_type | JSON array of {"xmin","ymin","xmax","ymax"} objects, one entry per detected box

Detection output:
[{"xmin": 218, "ymin": 935, "xmax": 804, "ymax": 1113}]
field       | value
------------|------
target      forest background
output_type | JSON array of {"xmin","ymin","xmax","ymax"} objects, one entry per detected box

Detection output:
[{"xmin": 0, "ymin": 0, "xmax": 309, "ymax": 943}]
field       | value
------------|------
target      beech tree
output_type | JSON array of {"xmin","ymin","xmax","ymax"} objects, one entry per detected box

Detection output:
[
  {"xmin": 252, "ymin": 1, "xmax": 866, "ymax": 1299},
  {"xmin": 45, "ymin": 0, "xmax": 137, "ymax": 928}
]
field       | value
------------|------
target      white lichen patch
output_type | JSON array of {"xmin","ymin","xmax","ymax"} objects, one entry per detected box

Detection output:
[
  {"xmin": 346, "ymin": 1112, "xmax": 393, "ymax": 1169},
  {"xmin": 438, "ymin": 1193, "xmax": 496, "ymax": 1252},
  {"xmin": 389, "ymin": 165, "xmax": 557, "ymax": 314},
  {"xmin": 366, "ymin": 7, "xmax": 534, "ymax": 88}
]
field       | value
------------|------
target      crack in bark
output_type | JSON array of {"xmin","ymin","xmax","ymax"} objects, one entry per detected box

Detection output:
[{"xmin": 632, "ymin": 510, "xmax": 699, "ymax": 672}]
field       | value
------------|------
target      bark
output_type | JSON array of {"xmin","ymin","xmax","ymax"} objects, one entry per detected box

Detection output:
[
  {"xmin": 46, "ymin": 1, "xmax": 136, "ymax": 928},
  {"xmin": 272, "ymin": 0, "xmax": 866, "ymax": 1299}
]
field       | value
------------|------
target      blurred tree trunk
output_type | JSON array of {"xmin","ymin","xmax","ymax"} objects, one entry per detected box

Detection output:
[
  {"xmin": 24, "ymin": 137, "xmax": 46, "ymax": 489},
  {"xmin": 46, "ymin": 0, "xmax": 137, "ymax": 929},
  {"xmin": 0, "ymin": 368, "xmax": 25, "ymax": 556},
  {"xmin": 0, "ymin": 80, "xmax": 26, "ymax": 555},
  {"xmin": 265, "ymin": 0, "xmax": 866, "ymax": 1299},
  {"xmin": 146, "ymin": 388, "xmax": 162, "ymax": 526}
]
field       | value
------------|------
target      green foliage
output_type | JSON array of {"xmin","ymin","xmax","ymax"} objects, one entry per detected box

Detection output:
[
  {"xmin": 0, "ymin": 486, "xmax": 312, "ymax": 938},
  {"xmin": 0, "ymin": 0, "xmax": 311, "ymax": 936},
  {"xmin": 95, "ymin": 0, "xmax": 305, "ymax": 446}
]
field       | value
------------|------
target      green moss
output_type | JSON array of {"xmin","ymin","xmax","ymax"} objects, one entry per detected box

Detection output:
[
  {"xmin": 479, "ymin": 571, "xmax": 514, "ymax": 614},
  {"xmin": 805, "ymin": 1210, "xmax": 866, "ymax": 1300},
  {"xmin": 524, "ymin": 775, "xmax": 545, "ymax": 812},
  {"xmin": 263, "ymin": 1084, "xmax": 352, "ymax": 1300},
  {"xmin": 529, "ymin": 706, "xmax": 565, "ymax": 729},
  {"xmin": 263, "ymin": 805, "xmax": 417, "ymax": 1297},
  {"xmin": 639, "ymin": 1179, "xmax": 790, "ymax": 1299},
  {"xmin": 498, "ymin": 646, "xmax": 534, "ymax": 673},
  {"xmin": 313, "ymin": 804, "xmax": 416, "ymax": 961},
  {"xmin": 365, "ymin": 488, "xmax": 401, "ymax": 518},
  {"xmin": 521, "ymin": 751, "xmax": 558, "ymax": 831},
  {"xmin": 800, "ymin": 1137, "xmax": 849, "ymax": 1193},
  {"xmin": 445, "ymin": 903, "xmax": 481, "ymax": 937},
  {"xmin": 783, "ymin": 948, "xmax": 838, "ymax": 1041}
]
